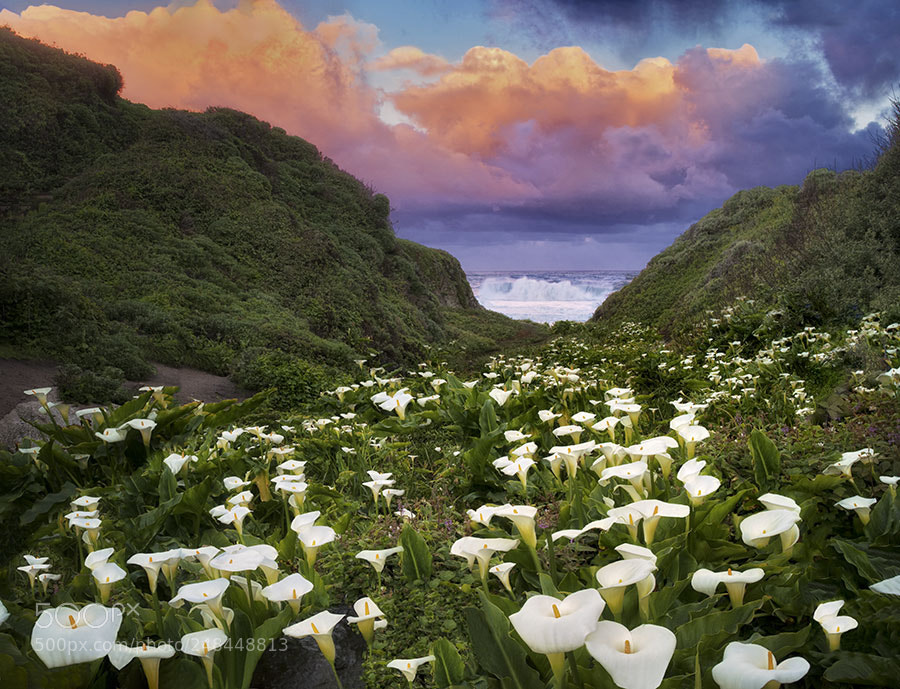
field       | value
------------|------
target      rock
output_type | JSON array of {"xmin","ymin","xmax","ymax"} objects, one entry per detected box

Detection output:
[{"xmin": 252, "ymin": 606, "xmax": 366, "ymax": 689}]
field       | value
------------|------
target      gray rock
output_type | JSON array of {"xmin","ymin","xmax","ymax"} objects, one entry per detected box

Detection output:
[{"xmin": 252, "ymin": 606, "xmax": 366, "ymax": 689}]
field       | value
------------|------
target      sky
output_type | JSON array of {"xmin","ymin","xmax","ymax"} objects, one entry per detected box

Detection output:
[{"xmin": 1, "ymin": 0, "xmax": 898, "ymax": 270}]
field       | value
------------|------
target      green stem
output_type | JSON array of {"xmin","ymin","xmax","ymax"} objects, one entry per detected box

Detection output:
[
  {"xmin": 567, "ymin": 651, "xmax": 585, "ymax": 689},
  {"xmin": 546, "ymin": 532, "xmax": 559, "ymax": 584},
  {"xmin": 329, "ymin": 660, "xmax": 344, "ymax": 689},
  {"xmin": 528, "ymin": 544, "xmax": 543, "ymax": 573}
]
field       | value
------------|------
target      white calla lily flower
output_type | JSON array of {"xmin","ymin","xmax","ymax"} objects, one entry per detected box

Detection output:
[
  {"xmin": 585, "ymin": 621, "xmax": 676, "ymax": 689},
  {"xmin": 711, "ymin": 642, "xmax": 809, "ymax": 689}
]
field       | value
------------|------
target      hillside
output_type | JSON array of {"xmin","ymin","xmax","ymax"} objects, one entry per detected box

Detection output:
[
  {"xmin": 0, "ymin": 28, "xmax": 544, "ymax": 402},
  {"xmin": 592, "ymin": 115, "xmax": 900, "ymax": 336}
]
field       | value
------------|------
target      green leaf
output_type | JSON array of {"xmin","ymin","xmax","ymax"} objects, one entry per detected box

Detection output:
[
  {"xmin": 242, "ymin": 607, "xmax": 294, "ymax": 689},
  {"xmin": 400, "ymin": 524, "xmax": 433, "ymax": 583},
  {"xmin": 749, "ymin": 429, "xmax": 781, "ymax": 490},
  {"xmin": 464, "ymin": 593, "xmax": 543, "ymax": 689},
  {"xmin": 158, "ymin": 467, "xmax": 178, "ymax": 503},
  {"xmin": 479, "ymin": 398, "xmax": 499, "ymax": 436},
  {"xmin": 824, "ymin": 652, "xmax": 900, "ymax": 686},
  {"xmin": 200, "ymin": 391, "xmax": 270, "ymax": 431},
  {"xmin": 133, "ymin": 495, "xmax": 182, "ymax": 548},
  {"xmin": 746, "ymin": 625, "xmax": 810, "ymax": 656},
  {"xmin": 20, "ymin": 481, "xmax": 76, "ymax": 525},
  {"xmin": 675, "ymin": 599, "xmax": 763, "ymax": 648},
  {"xmin": 432, "ymin": 638, "xmax": 466, "ymax": 688},
  {"xmin": 832, "ymin": 538, "xmax": 882, "ymax": 583}
]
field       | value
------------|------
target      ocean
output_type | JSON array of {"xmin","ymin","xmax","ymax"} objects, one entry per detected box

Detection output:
[{"xmin": 466, "ymin": 270, "xmax": 638, "ymax": 324}]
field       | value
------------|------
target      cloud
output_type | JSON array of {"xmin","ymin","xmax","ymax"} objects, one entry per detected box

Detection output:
[
  {"xmin": 0, "ymin": 0, "xmax": 531, "ymax": 206},
  {"xmin": 494, "ymin": 0, "xmax": 900, "ymax": 99},
  {"xmin": 0, "ymin": 0, "xmax": 884, "ymax": 270},
  {"xmin": 368, "ymin": 46, "xmax": 452, "ymax": 76}
]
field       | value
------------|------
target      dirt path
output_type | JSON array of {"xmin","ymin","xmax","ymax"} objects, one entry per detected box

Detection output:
[{"xmin": 0, "ymin": 358, "xmax": 249, "ymax": 449}]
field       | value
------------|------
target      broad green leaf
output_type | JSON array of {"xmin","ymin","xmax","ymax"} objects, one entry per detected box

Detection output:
[
  {"xmin": 464, "ymin": 593, "xmax": 543, "ymax": 689},
  {"xmin": 242, "ymin": 607, "xmax": 294, "ymax": 689},
  {"xmin": 432, "ymin": 637, "xmax": 466, "ymax": 688},
  {"xmin": 479, "ymin": 398, "xmax": 499, "ymax": 436},
  {"xmin": 400, "ymin": 524, "xmax": 433, "ymax": 583},
  {"xmin": 675, "ymin": 599, "xmax": 763, "ymax": 648},
  {"xmin": 20, "ymin": 481, "xmax": 76, "ymax": 525},
  {"xmin": 749, "ymin": 429, "xmax": 780, "ymax": 490},
  {"xmin": 832, "ymin": 539, "xmax": 882, "ymax": 582},
  {"xmin": 824, "ymin": 652, "xmax": 900, "ymax": 686},
  {"xmin": 158, "ymin": 467, "xmax": 178, "ymax": 503},
  {"xmin": 746, "ymin": 625, "xmax": 811, "ymax": 656}
]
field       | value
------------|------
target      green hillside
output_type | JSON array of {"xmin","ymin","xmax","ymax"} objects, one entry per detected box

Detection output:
[
  {"xmin": 593, "ymin": 114, "xmax": 900, "ymax": 336},
  {"xmin": 0, "ymin": 28, "xmax": 543, "ymax": 402}
]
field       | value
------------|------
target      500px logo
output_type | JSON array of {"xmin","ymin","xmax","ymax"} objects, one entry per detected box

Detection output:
[{"xmin": 32, "ymin": 602, "xmax": 139, "ymax": 629}]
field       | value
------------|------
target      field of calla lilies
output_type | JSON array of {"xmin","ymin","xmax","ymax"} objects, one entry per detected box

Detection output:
[{"xmin": 1, "ymin": 303, "xmax": 899, "ymax": 689}]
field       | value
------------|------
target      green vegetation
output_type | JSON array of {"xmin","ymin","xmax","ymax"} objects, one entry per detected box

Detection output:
[
  {"xmin": 0, "ymin": 27, "xmax": 544, "ymax": 403},
  {"xmin": 593, "ymin": 104, "xmax": 900, "ymax": 337},
  {"xmin": 1, "ymin": 305, "xmax": 898, "ymax": 689}
]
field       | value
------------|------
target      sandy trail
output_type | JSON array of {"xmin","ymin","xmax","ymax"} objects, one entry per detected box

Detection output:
[{"xmin": 0, "ymin": 359, "xmax": 248, "ymax": 449}]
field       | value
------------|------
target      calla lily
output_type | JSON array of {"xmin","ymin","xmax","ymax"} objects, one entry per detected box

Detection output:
[
  {"xmin": 261, "ymin": 572, "xmax": 314, "ymax": 614},
  {"xmin": 835, "ymin": 496, "xmax": 877, "ymax": 525},
  {"xmin": 224, "ymin": 476, "xmax": 251, "ymax": 491},
  {"xmin": 551, "ymin": 518, "xmax": 615, "ymax": 542},
  {"xmin": 127, "ymin": 550, "xmax": 181, "ymax": 594},
  {"xmin": 684, "ymin": 474, "xmax": 721, "ymax": 505},
  {"xmin": 0, "ymin": 601, "xmax": 8, "ymax": 626},
  {"xmin": 387, "ymin": 655, "xmax": 436, "ymax": 683},
  {"xmin": 813, "ymin": 600, "xmax": 857, "ymax": 650},
  {"xmin": 493, "ymin": 504, "xmax": 538, "ymax": 548},
  {"xmin": 84, "ymin": 548, "xmax": 115, "ymax": 571},
  {"xmin": 711, "ymin": 642, "xmax": 809, "ymax": 689},
  {"xmin": 356, "ymin": 547, "xmax": 403, "ymax": 573},
  {"xmin": 600, "ymin": 462, "xmax": 648, "ymax": 501},
  {"xmin": 182, "ymin": 628, "xmax": 227, "ymax": 688},
  {"xmin": 553, "ymin": 424, "xmax": 584, "ymax": 443},
  {"xmin": 466, "ymin": 505, "xmax": 498, "ymax": 526},
  {"xmin": 170, "ymin": 578, "xmax": 230, "ymax": 620},
  {"xmin": 210, "ymin": 547, "xmax": 265, "ymax": 578},
  {"xmin": 298, "ymin": 525, "xmax": 337, "ymax": 566},
  {"xmin": 71, "ymin": 517, "xmax": 102, "ymax": 547},
  {"xmin": 691, "ymin": 567, "xmax": 764, "ymax": 607},
  {"xmin": 39, "ymin": 572, "xmax": 61, "ymax": 594},
  {"xmin": 757, "ymin": 493, "xmax": 802, "ymax": 513},
  {"xmin": 121, "ymin": 418, "xmax": 157, "ymax": 446},
  {"xmin": 596, "ymin": 559, "xmax": 656, "ymax": 618},
  {"xmin": 739, "ymin": 509, "xmax": 801, "ymax": 553},
  {"xmin": 539, "ymin": 409, "xmax": 562, "ymax": 424},
  {"xmin": 630, "ymin": 500, "xmax": 689, "ymax": 544},
  {"xmin": 382, "ymin": 488, "xmax": 404, "ymax": 510},
  {"xmin": 277, "ymin": 459, "xmax": 307, "ymax": 475},
  {"xmin": 489, "ymin": 562, "xmax": 516, "ymax": 592},
  {"xmin": 108, "ymin": 642, "xmax": 176, "ymax": 689},
  {"xmin": 677, "ymin": 425, "xmax": 710, "ymax": 458},
  {"xmin": 91, "ymin": 562, "xmax": 126, "ymax": 603},
  {"xmin": 451, "ymin": 536, "xmax": 520, "ymax": 581},
  {"xmin": 380, "ymin": 389, "xmax": 414, "ymax": 419},
  {"xmin": 593, "ymin": 416, "xmax": 620, "ymax": 441},
  {"xmin": 347, "ymin": 596, "xmax": 385, "ymax": 645},
  {"xmin": 505, "ymin": 429, "xmax": 528, "ymax": 443},
  {"xmin": 494, "ymin": 456, "xmax": 536, "ymax": 490},
  {"xmin": 217, "ymin": 505, "xmax": 251, "ymax": 536},
  {"xmin": 24, "ymin": 387, "xmax": 53, "ymax": 405},
  {"xmin": 871, "ymin": 574, "xmax": 900, "ymax": 595},
  {"xmin": 676, "ymin": 458, "xmax": 706, "ymax": 483},
  {"xmin": 585, "ymin": 622, "xmax": 676, "ymax": 689},
  {"xmin": 71, "ymin": 495, "xmax": 101, "ymax": 510},
  {"xmin": 31, "ymin": 604, "xmax": 122, "ymax": 669},
  {"xmin": 488, "ymin": 388, "xmax": 514, "ymax": 406},
  {"xmin": 509, "ymin": 589, "xmax": 605, "ymax": 686},
  {"xmin": 180, "ymin": 546, "xmax": 221, "ymax": 577},
  {"xmin": 96, "ymin": 427, "xmax": 127, "ymax": 443},
  {"xmin": 284, "ymin": 610, "xmax": 345, "ymax": 664},
  {"xmin": 163, "ymin": 452, "xmax": 197, "ymax": 475},
  {"xmin": 18, "ymin": 563, "xmax": 50, "ymax": 590},
  {"xmin": 291, "ymin": 510, "xmax": 322, "ymax": 535},
  {"xmin": 227, "ymin": 490, "xmax": 254, "ymax": 507}
]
